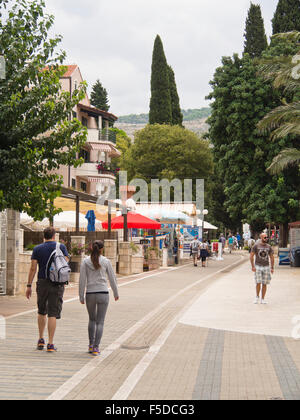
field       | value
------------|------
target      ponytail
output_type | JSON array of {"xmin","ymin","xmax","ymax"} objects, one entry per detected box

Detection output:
[{"xmin": 91, "ymin": 240, "xmax": 104, "ymax": 270}]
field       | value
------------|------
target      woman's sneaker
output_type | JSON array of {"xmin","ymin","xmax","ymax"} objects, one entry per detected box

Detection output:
[
  {"xmin": 92, "ymin": 346, "xmax": 100, "ymax": 356},
  {"xmin": 88, "ymin": 345, "xmax": 93, "ymax": 354},
  {"xmin": 47, "ymin": 344, "xmax": 57, "ymax": 352},
  {"xmin": 37, "ymin": 338, "xmax": 45, "ymax": 350}
]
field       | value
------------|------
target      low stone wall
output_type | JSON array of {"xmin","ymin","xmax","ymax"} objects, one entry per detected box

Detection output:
[
  {"xmin": 18, "ymin": 252, "xmax": 36, "ymax": 296},
  {"xmin": 118, "ymin": 242, "xmax": 132, "ymax": 276},
  {"xmin": 131, "ymin": 256, "xmax": 144, "ymax": 274},
  {"xmin": 104, "ymin": 240, "xmax": 118, "ymax": 273}
]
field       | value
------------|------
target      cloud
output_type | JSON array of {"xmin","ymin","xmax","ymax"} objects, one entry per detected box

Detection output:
[{"xmin": 43, "ymin": 0, "xmax": 277, "ymax": 115}]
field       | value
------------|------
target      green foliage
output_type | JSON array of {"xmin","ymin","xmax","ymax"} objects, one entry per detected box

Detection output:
[
  {"xmin": 110, "ymin": 127, "xmax": 132, "ymax": 169},
  {"xmin": 149, "ymin": 35, "xmax": 172, "ymax": 125},
  {"xmin": 181, "ymin": 108, "xmax": 211, "ymax": 121},
  {"xmin": 272, "ymin": 0, "xmax": 300, "ymax": 34},
  {"xmin": 90, "ymin": 79, "xmax": 110, "ymax": 112},
  {"xmin": 168, "ymin": 65, "xmax": 183, "ymax": 126},
  {"xmin": 0, "ymin": 0, "xmax": 87, "ymax": 219},
  {"xmin": 122, "ymin": 124, "xmax": 214, "ymax": 203},
  {"xmin": 118, "ymin": 114, "xmax": 149, "ymax": 124},
  {"xmin": 257, "ymin": 31, "xmax": 300, "ymax": 174},
  {"xmin": 244, "ymin": 2, "xmax": 268, "ymax": 58},
  {"xmin": 207, "ymin": 52, "xmax": 300, "ymax": 229},
  {"xmin": 117, "ymin": 108, "xmax": 211, "ymax": 124}
]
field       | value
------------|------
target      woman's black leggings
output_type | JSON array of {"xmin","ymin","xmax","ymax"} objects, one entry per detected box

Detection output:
[{"xmin": 86, "ymin": 293, "xmax": 109, "ymax": 347}]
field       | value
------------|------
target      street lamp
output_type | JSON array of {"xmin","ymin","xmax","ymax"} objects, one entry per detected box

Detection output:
[{"xmin": 202, "ymin": 209, "xmax": 208, "ymax": 241}]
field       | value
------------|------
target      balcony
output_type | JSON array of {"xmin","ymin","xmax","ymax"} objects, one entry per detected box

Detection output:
[
  {"xmin": 76, "ymin": 162, "xmax": 118, "ymax": 180},
  {"xmin": 87, "ymin": 128, "xmax": 117, "ymax": 144}
]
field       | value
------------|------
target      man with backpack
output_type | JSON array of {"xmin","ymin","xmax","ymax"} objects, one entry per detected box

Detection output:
[{"xmin": 26, "ymin": 227, "xmax": 69, "ymax": 352}]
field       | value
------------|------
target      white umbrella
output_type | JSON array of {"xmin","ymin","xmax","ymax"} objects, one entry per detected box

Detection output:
[
  {"xmin": 20, "ymin": 211, "xmax": 102, "ymax": 231},
  {"xmin": 196, "ymin": 219, "xmax": 218, "ymax": 230}
]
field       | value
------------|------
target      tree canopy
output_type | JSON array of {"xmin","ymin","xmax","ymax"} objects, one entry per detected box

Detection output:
[
  {"xmin": 90, "ymin": 79, "xmax": 110, "ymax": 112},
  {"xmin": 122, "ymin": 124, "xmax": 214, "ymax": 203},
  {"xmin": 272, "ymin": 0, "xmax": 300, "ymax": 34},
  {"xmin": 244, "ymin": 2, "xmax": 268, "ymax": 58},
  {"xmin": 207, "ymin": 53, "xmax": 300, "ymax": 232},
  {"xmin": 0, "ymin": 0, "xmax": 87, "ymax": 219},
  {"xmin": 168, "ymin": 65, "xmax": 183, "ymax": 126},
  {"xmin": 149, "ymin": 35, "xmax": 172, "ymax": 125}
]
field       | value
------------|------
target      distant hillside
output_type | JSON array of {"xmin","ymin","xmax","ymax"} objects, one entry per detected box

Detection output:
[{"xmin": 117, "ymin": 107, "xmax": 211, "ymax": 124}]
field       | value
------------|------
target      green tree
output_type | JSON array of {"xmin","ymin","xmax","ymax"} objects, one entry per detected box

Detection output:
[
  {"xmin": 272, "ymin": 0, "xmax": 300, "ymax": 34},
  {"xmin": 0, "ymin": 0, "xmax": 87, "ymax": 220},
  {"xmin": 149, "ymin": 35, "xmax": 172, "ymax": 125},
  {"xmin": 244, "ymin": 2, "xmax": 268, "ymax": 58},
  {"xmin": 168, "ymin": 65, "xmax": 183, "ymax": 126},
  {"xmin": 257, "ymin": 32, "xmax": 300, "ymax": 173},
  {"xmin": 207, "ymin": 53, "xmax": 300, "ymax": 236},
  {"xmin": 123, "ymin": 124, "xmax": 214, "ymax": 203},
  {"xmin": 110, "ymin": 128, "xmax": 132, "ymax": 170},
  {"xmin": 90, "ymin": 79, "xmax": 110, "ymax": 112}
]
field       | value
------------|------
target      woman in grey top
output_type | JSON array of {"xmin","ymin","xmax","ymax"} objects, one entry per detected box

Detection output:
[{"xmin": 79, "ymin": 240, "xmax": 119, "ymax": 356}]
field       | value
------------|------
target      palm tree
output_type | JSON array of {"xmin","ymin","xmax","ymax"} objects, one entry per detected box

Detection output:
[{"xmin": 257, "ymin": 31, "xmax": 300, "ymax": 174}]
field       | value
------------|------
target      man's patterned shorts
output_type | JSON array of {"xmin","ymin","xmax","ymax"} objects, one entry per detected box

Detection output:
[{"xmin": 254, "ymin": 265, "xmax": 271, "ymax": 285}]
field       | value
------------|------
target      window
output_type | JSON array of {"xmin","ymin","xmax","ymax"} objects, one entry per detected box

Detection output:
[
  {"xmin": 80, "ymin": 182, "xmax": 87, "ymax": 192},
  {"xmin": 82, "ymin": 117, "xmax": 88, "ymax": 127},
  {"xmin": 71, "ymin": 178, "xmax": 76, "ymax": 189}
]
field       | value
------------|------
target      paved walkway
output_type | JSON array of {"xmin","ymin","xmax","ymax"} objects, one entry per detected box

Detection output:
[{"xmin": 0, "ymin": 252, "xmax": 299, "ymax": 400}]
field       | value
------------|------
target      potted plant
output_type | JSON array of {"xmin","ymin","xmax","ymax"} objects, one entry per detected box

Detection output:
[{"xmin": 146, "ymin": 246, "xmax": 160, "ymax": 270}]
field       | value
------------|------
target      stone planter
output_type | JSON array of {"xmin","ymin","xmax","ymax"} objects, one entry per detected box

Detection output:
[
  {"xmin": 148, "ymin": 257, "xmax": 160, "ymax": 271},
  {"xmin": 131, "ymin": 255, "xmax": 144, "ymax": 274},
  {"xmin": 69, "ymin": 255, "xmax": 84, "ymax": 281}
]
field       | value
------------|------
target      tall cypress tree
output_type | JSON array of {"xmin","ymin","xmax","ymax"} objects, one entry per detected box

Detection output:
[
  {"xmin": 168, "ymin": 65, "xmax": 183, "ymax": 126},
  {"xmin": 244, "ymin": 3, "xmax": 268, "ymax": 58},
  {"xmin": 272, "ymin": 0, "xmax": 300, "ymax": 34},
  {"xmin": 149, "ymin": 35, "xmax": 172, "ymax": 125}
]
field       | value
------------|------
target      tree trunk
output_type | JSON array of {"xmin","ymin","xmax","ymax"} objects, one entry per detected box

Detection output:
[{"xmin": 279, "ymin": 222, "xmax": 289, "ymax": 248}]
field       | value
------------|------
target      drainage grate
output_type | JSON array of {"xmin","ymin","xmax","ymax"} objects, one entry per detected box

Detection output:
[{"xmin": 121, "ymin": 345, "xmax": 150, "ymax": 351}]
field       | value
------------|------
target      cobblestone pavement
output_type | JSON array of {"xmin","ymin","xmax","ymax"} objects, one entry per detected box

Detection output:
[{"xmin": 0, "ymin": 252, "xmax": 299, "ymax": 400}]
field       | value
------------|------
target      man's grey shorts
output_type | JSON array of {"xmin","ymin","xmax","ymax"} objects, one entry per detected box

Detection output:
[
  {"xmin": 254, "ymin": 266, "xmax": 271, "ymax": 285},
  {"xmin": 36, "ymin": 279, "xmax": 65, "ymax": 319}
]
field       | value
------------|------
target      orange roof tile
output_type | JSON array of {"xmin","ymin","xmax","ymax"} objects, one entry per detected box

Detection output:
[{"xmin": 62, "ymin": 64, "xmax": 78, "ymax": 77}]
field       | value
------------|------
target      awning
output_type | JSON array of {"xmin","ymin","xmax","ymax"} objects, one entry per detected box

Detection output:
[
  {"xmin": 102, "ymin": 212, "xmax": 161, "ymax": 230},
  {"xmin": 87, "ymin": 177, "xmax": 115, "ymax": 184},
  {"xmin": 88, "ymin": 143, "xmax": 112, "ymax": 152}
]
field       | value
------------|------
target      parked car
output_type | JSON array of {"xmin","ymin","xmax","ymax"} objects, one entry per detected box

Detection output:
[{"xmin": 290, "ymin": 247, "xmax": 300, "ymax": 267}]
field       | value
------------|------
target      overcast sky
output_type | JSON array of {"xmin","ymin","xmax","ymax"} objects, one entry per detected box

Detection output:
[{"xmin": 43, "ymin": 0, "xmax": 278, "ymax": 116}]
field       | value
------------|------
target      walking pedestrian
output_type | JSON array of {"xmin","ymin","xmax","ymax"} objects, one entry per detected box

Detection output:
[
  {"xmin": 248, "ymin": 237, "xmax": 255, "ymax": 253},
  {"xmin": 228, "ymin": 235, "xmax": 234, "ymax": 253},
  {"xmin": 236, "ymin": 232, "xmax": 241, "ymax": 249},
  {"xmin": 79, "ymin": 240, "xmax": 119, "ymax": 356},
  {"xmin": 26, "ymin": 227, "xmax": 69, "ymax": 352},
  {"xmin": 190, "ymin": 237, "xmax": 200, "ymax": 267},
  {"xmin": 219, "ymin": 234, "xmax": 226, "ymax": 254},
  {"xmin": 199, "ymin": 239, "xmax": 209, "ymax": 267},
  {"xmin": 250, "ymin": 233, "xmax": 275, "ymax": 304}
]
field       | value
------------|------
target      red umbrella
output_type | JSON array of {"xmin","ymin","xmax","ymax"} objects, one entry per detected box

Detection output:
[{"xmin": 102, "ymin": 212, "xmax": 161, "ymax": 230}]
